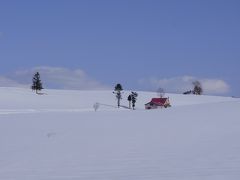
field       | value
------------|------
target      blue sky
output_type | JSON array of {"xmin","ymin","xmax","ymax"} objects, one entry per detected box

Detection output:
[{"xmin": 0, "ymin": 0, "xmax": 240, "ymax": 96}]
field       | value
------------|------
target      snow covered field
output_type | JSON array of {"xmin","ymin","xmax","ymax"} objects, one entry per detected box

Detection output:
[{"xmin": 0, "ymin": 87, "xmax": 240, "ymax": 180}]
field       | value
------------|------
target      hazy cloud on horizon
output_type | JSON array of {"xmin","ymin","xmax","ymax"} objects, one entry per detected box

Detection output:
[
  {"xmin": 138, "ymin": 76, "xmax": 230, "ymax": 95},
  {"xmin": 0, "ymin": 66, "xmax": 110, "ymax": 90},
  {"xmin": 0, "ymin": 67, "xmax": 231, "ymax": 96}
]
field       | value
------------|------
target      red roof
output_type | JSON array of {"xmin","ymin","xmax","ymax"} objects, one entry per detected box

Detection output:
[
  {"xmin": 146, "ymin": 98, "xmax": 168, "ymax": 106},
  {"xmin": 152, "ymin": 98, "xmax": 167, "ymax": 104}
]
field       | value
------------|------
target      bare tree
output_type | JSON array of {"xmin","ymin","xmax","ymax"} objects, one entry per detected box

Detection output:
[
  {"xmin": 93, "ymin": 103, "xmax": 100, "ymax": 112},
  {"xmin": 157, "ymin": 87, "xmax": 165, "ymax": 98}
]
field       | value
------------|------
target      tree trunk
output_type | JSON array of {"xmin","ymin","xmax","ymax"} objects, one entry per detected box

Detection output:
[{"xmin": 118, "ymin": 98, "xmax": 120, "ymax": 108}]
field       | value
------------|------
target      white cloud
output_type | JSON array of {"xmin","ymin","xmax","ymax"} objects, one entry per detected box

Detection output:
[
  {"xmin": 201, "ymin": 79, "xmax": 230, "ymax": 94},
  {"xmin": 138, "ymin": 76, "xmax": 230, "ymax": 95},
  {"xmin": 2, "ymin": 67, "xmax": 109, "ymax": 90},
  {"xmin": 0, "ymin": 76, "xmax": 28, "ymax": 88}
]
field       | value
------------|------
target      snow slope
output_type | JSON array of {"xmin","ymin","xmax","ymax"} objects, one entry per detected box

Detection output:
[
  {"xmin": 0, "ymin": 87, "xmax": 240, "ymax": 180},
  {"xmin": 0, "ymin": 87, "xmax": 237, "ymax": 114}
]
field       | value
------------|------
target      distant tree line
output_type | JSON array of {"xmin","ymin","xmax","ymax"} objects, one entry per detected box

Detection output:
[
  {"xmin": 30, "ymin": 72, "xmax": 203, "ymax": 108},
  {"xmin": 183, "ymin": 81, "xmax": 203, "ymax": 95}
]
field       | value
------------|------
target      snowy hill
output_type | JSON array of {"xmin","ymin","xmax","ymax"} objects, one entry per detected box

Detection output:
[
  {"xmin": 0, "ymin": 87, "xmax": 240, "ymax": 180},
  {"xmin": 0, "ymin": 87, "xmax": 237, "ymax": 114}
]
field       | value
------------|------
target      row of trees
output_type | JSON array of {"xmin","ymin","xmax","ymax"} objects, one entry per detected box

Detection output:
[
  {"xmin": 183, "ymin": 81, "xmax": 203, "ymax": 95},
  {"xmin": 31, "ymin": 73, "xmax": 138, "ymax": 110},
  {"xmin": 31, "ymin": 72, "xmax": 203, "ymax": 109},
  {"xmin": 113, "ymin": 84, "xmax": 138, "ymax": 110},
  {"xmin": 113, "ymin": 81, "xmax": 203, "ymax": 110}
]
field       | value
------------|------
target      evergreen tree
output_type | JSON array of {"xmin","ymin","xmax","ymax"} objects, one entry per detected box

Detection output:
[
  {"xmin": 131, "ymin": 92, "xmax": 138, "ymax": 110},
  {"xmin": 192, "ymin": 81, "xmax": 203, "ymax": 95},
  {"xmin": 114, "ymin": 84, "xmax": 123, "ymax": 91},
  {"xmin": 127, "ymin": 95, "xmax": 132, "ymax": 109},
  {"xmin": 31, "ymin": 72, "xmax": 43, "ymax": 94},
  {"xmin": 113, "ymin": 83, "xmax": 123, "ymax": 108}
]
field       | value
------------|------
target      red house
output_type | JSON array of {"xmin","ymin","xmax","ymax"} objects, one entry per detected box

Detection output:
[{"xmin": 145, "ymin": 98, "xmax": 171, "ymax": 109}]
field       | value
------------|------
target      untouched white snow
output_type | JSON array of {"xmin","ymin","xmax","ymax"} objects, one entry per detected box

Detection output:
[{"xmin": 0, "ymin": 87, "xmax": 240, "ymax": 180}]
